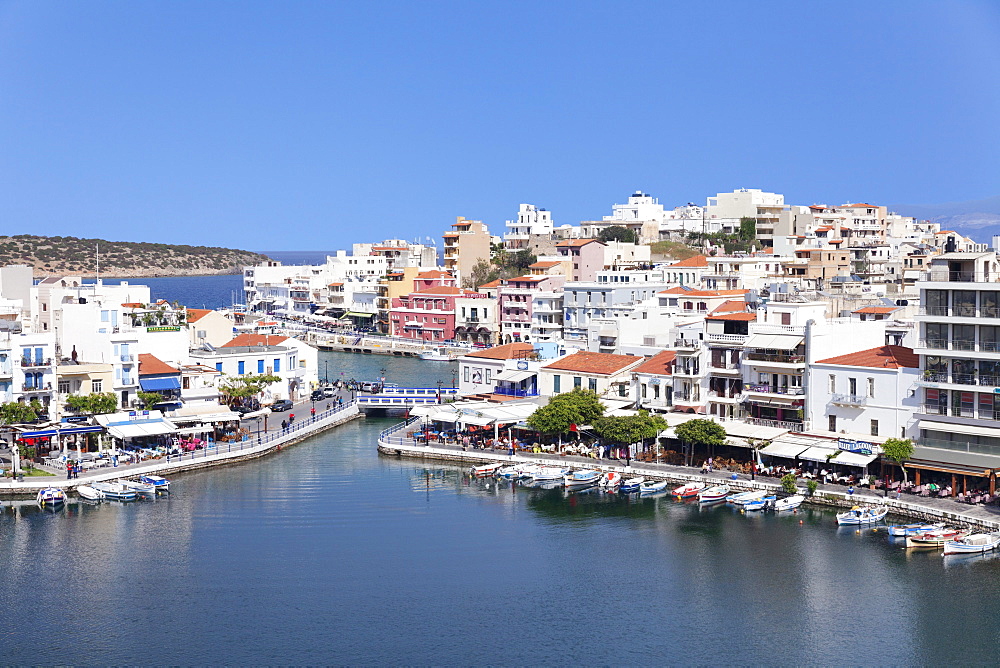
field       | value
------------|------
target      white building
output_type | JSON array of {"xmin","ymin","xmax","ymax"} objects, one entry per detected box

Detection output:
[
  {"xmin": 504, "ymin": 204, "xmax": 554, "ymax": 249},
  {"xmin": 706, "ymin": 188, "xmax": 786, "ymax": 240},
  {"xmin": 187, "ymin": 333, "xmax": 319, "ymax": 402}
]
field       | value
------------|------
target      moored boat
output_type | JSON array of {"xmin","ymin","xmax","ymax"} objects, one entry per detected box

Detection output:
[
  {"xmin": 77, "ymin": 485, "xmax": 104, "ymax": 501},
  {"xmin": 564, "ymin": 469, "xmax": 601, "ymax": 488},
  {"xmin": 120, "ymin": 479, "xmax": 156, "ymax": 497},
  {"xmin": 906, "ymin": 528, "xmax": 968, "ymax": 549},
  {"xmin": 419, "ymin": 347, "xmax": 453, "ymax": 361},
  {"xmin": 698, "ymin": 485, "xmax": 730, "ymax": 502},
  {"xmin": 743, "ymin": 495, "xmax": 776, "ymax": 511},
  {"xmin": 472, "ymin": 463, "xmax": 504, "ymax": 477},
  {"xmin": 638, "ymin": 480, "xmax": 669, "ymax": 495},
  {"xmin": 943, "ymin": 532, "xmax": 1000, "ymax": 555},
  {"xmin": 835, "ymin": 505, "xmax": 888, "ymax": 525},
  {"xmin": 92, "ymin": 481, "xmax": 137, "ymax": 501},
  {"xmin": 599, "ymin": 471, "xmax": 622, "ymax": 489},
  {"xmin": 619, "ymin": 477, "xmax": 644, "ymax": 494},
  {"xmin": 36, "ymin": 487, "xmax": 66, "ymax": 507},
  {"xmin": 139, "ymin": 475, "xmax": 171, "ymax": 493},
  {"xmin": 496, "ymin": 465, "xmax": 520, "ymax": 479},
  {"xmin": 888, "ymin": 522, "xmax": 944, "ymax": 537},
  {"xmin": 729, "ymin": 490, "xmax": 766, "ymax": 506},
  {"xmin": 672, "ymin": 482, "xmax": 704, "ymax": 499},
  {"xmin": 531, "ymin": 466, "xmax": 569, "ymax": 481},
  {"xmin": 772, "ymin": 494, "xmax": 804, "ymax": 512}
]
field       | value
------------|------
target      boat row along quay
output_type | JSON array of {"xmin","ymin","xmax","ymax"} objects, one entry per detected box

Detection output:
[
  {"xmin": 377, "ymin": 419, "xmax": 1000, "ymax": 532},
  {"xmin": 0, "ymin": 402, "xmax": 362, "ymax": 498}
]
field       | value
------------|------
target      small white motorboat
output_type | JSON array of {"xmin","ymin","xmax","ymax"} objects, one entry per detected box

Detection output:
[
  {"xmin": 120, "ymin": 479, "xmax": 156, "ymax": 497},
  {"xmin": 773, "ymin": 495, "xmax": 805, "ymax": 512},
  {"xmin": 639, "ymin": 480, "xmax": 669, "ymax": 496},
  {"xmin": 888, "ymin": 522, "xmax": 944, "ymax": 537},
  {"xmin": 472, "ymin": 463, "xmax": 504, "ymax": 477},
  {"xmin": 564, "ymin": 469, "xmax": 601, "ymax": 488},
  {"xmin": 698, "ymin": 485, "xmax": 731, "ymax": 502},
  {"xmin": 943, "ymin": 532, "xmax": 1000, "ymax": 555},
  {"xmin": 140, "ymin": 475, "xmax": 171, "ymax": 493},
  {"xmin": 728, "ymin": 490, "xmax": 767, "ymax": 506},
  {"xmin": 531, "ymin": 467, "xmax": 569, "ymax": 481},
  {"xmin": 496, "ymin": 465, "xmax": 520, "ymax": 479},
  {"xmin": 599, "ymin": 471, "xmax": 622, "ymax": 489},
  {"xmin": 743, "ymin": 495, "xmax": 776, "ymax": 511},
  {"xmin": 419, "ymin": 347, "xmax": 454, "ymax": 361},
  {"xmin": 619, "ymin": 477, "xmax": 644, "ymax": 494},
  {"xmin": 36, "ymin": 487, "xmax": 66, "ymax": 507},
  {"xmin": 516, "ymin": 464, "xmax": 543, "ymax": 479},
  {"xmin": 77, "ymin": 485, "xmax": 105, "ymax": 501},
  {"xmin": 92, "ymin": 481, "xmax": 137, "ymax": 501},
  {"xmin": 835, "ymin": 505, "xmax": 888, "ymax": 525}
]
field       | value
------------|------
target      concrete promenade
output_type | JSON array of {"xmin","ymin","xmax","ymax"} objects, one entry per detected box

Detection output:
[
  {"xmin": 378, "ymin": 423, "xmax": 1000, "ymax": 531},
  {"xmin": 0, "ymin": 398, "xmax": 362, "ymax": 498}
]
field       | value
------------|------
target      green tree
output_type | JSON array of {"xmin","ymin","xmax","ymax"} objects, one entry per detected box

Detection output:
[
  {"xmin": 0, "ymin": 401, "xmax": 41, "ymax": 424},
  {"xmin": 219, "ymin": 373, "xmax": 282, "ymax": 406},
  {"xmin": 597, "ymin": 225, "xmax": 638, "ymax": 244},
  {"xmin": 738, "ymin": 216, "xmax": 757, "ymax": 242},
  {"xmin": 593, "ymin": 411, "xmax": 666, "ymax": 445},
  {"xmin": 64, "ymin": 392, "xmax": 118, "ymax": 415},
  {"xmin": 137, "ymin": 391, "xmax": 164, "ymax": 409},
  {"xmin": 526, "ymin": 388, "xmax": 605, "ymax": 436},
  {"xmin": 781, "ymin": 472, "xmax": 798, "ymax": 494},
  {"xmin": 673, "ymin": 418, "xmax": 727, "ymax": 467},
  {"xmin": 463, "ymin": 258, "xmax": 501, "ymax": 289},
  {"xmin": 881, "ymin": 437, "xmax": 914, "ymax": 485}
]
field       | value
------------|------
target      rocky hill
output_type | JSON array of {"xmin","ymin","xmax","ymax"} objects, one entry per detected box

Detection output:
[{"xmin": 0, "ymin": 235, "xmax": 270, "ymax": 277}]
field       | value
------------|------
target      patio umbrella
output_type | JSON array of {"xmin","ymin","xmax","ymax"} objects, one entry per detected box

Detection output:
[{"xmin": 11, "ymin": 443, "xmax": 20, "ymax": 476}]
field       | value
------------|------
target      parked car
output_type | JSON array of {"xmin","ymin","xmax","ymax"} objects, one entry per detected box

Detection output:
[
  {"xmin": 271, "ymin": 399, "xmax": 294, "ymax": 412},
  {"xmin": 322, "ymin": 386, "xmax": 336, "ymax": 398}
]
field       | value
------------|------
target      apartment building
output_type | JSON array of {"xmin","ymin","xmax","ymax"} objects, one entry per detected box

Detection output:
[{"xmin": 443, "ymin": 217, "xmax": 491, "ymax": 285}]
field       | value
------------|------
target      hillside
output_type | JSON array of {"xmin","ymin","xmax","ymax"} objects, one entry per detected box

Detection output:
[{"xmin": 0, "ymin": 235, "xmax": 270, "ymax": 277}]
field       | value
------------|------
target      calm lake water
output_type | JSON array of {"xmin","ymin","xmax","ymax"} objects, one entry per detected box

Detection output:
[{"xmin": 4, "ymin": 343, "xmax": 1000, "ymax": 662}]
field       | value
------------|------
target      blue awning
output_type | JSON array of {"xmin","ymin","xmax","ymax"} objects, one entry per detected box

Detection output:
[
  {"xmin": 21, "ymin": 425, "xmax": 104, "ymax": 438},
  {"xmin": 139, "ymin": 377, "xmax": 181, "ymax": 392}
]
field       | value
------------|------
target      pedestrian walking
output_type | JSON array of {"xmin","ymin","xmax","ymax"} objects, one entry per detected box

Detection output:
[
  {"xmin": 310, "ymin": 407, "xmax": 316, "ymax": 421},
  {"xmin": 289, "ymin": 413, "xmax": 295, "ymax": 424},
  {"xmin": 281, "ymin": 419, "xmax": 288, "ymax": 432}
]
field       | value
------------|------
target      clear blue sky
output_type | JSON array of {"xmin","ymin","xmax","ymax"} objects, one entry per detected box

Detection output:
[{"xmin": 1, "ymin": 1, "xmax": 999, "ymax": 251}]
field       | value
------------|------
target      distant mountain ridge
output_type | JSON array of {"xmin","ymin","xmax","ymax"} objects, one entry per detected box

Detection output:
[
  {"xmin": 0, "ymin": 235, "xmax": 271, "ymax": 278},
  {"xmin": 892, "ymin": 195, "xmax": 1000, "ymax": 244}
]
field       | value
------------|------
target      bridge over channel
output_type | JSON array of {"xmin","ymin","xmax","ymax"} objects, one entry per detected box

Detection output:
[{"xmin": 356, "ymin": 387, "xmax": 459, "ymax": 411}]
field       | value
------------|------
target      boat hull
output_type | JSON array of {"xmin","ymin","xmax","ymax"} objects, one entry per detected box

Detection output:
[
  {"xmin": 943, "ymin": 534, "xmax": 1000, "ymax": 555},
  {"xmin": 835, "ymin": 506, "xmax": 888, "ymax": 525}
]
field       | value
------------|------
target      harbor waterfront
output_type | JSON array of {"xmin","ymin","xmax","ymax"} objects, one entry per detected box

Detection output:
[{"xmin": 2, "ymin": 353, "xmax": 1000, "ymax": 664}]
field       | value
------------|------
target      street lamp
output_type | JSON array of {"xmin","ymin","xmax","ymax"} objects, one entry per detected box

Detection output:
[
  {"xmin": 324, "ymin": 360, "xmax": 329, "ymax": 384},
  {"xmin": 255, "ymin": 417, "xmax": 262, "ymax": 444}
]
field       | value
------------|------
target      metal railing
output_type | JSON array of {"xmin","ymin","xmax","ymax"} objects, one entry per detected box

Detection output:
[
  {"xmin": 920, "ymin": 373, "xmax": 1000, "ymax": 387},
  {"xmin": 21, "ymin": 357, "xmax": 52, "ymax": 367},
  {"xmin": 492, "ymin": 386, "xmax": 538, "ymax": 398},
  {"xmin": 744, "ymin": 417, "xmax": 805, "ymax": 432},
  {"xmin": 830, "ymin": 393, "xmax": 867, "ymax": 405},
  {"xmin": 746, "ymin": 384, "xmax": 804, "ymax": 396},
  {"xmin": 744, "ymin": 352, "xmax": 805, "ymax": 364},
  {"xmin": 921, "ymin": 270, "xmax": 1000, "ymax": 283}
]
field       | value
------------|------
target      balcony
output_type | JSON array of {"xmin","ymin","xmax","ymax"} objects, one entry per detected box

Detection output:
[
  {"xmin": 744, "ymin": 417, "xmax": 804, "ymax": 432},
  {"xmin": 919, "ymin": 372, "xmax": 1000, "ymax": 388},
  {"xmin": 21, "ymin": 357, "xmax": 52, "ymax": 368},
  {"xmin": 744, "ymin": 352, "xmax": 805, "ymax": 364},
  {"xmin": 120, "ymin": 353, "xmax": 135, "ymax": 362},
  {"xmin": 920, "ymin": 404, "xmax": 976, "ymax": 419},
  {"xmin": 706, "ymin": 332, "xmax": 748, "ymax": 343},
  {"xmin": 673, "ymin": 339, "xmax": 701, "ymax": 349},
  {"xmin": 673, "ymin": 367, "xmax": 701, "ymax": 377},
  {"xmin": 830, "ymin": 393, "xmax": 867, "ymax": 406},
  {"xmin": 921, "ymin": 270, "xmax": 999, "ymax": 283},
  {"xmin": 21, "ymin": 383, "xmax": 52, "ymax": 392},
  {"xmin": 745, "ymin": 384, "xmax": 804, "ymax": 396}
]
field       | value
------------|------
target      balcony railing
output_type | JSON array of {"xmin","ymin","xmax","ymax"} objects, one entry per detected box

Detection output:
[
  {"xmin": 492, "ymin": 386, "xmax": 538, "ymax": 398},
  {"xmin": 745, "ymin": 384, "xmax": 804, "ymax": 396},
  {"xmin": 920, "ymin": 404, "xmax": 976, "ymax": 418},
  {"xmin": 706, "ymin": 333, "xmax": 748, "ymax": 343},
  {"xmin": 744, "ymin": 417, "xmax": 804, "ymax": 432},
  {"xmin": 830, "ymin": 393, "xmax": 867, "ymax": 406},
  {"xmin": 921, "ymin": 270, "xmax": 999, "ymax": 283},
  {"xmin": 22, "ymin": 383, "xmax": 52, "ymax": 392},
  {"xmin": 673, "ymin": 339, "xmax": 701, "ymax": 348},
  {"xmin": 744, "ymin": 352, "xmax": 805, "ymax": 364},
  {"xmin": 120, "ymin": 353, "xmax": 135, "ymax": 362},
  {"xmin": 21, "ymin": 357, "xmax": 52, "ymax": 367},
  {"xmin": 919, "ymin": 372, "xmax": 1000, "ymax": 387}
]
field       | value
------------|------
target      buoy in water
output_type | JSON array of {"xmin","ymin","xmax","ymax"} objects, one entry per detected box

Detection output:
[{"xmin": 799, "ymin": 520, "xmax": 803, "ymax": 525}]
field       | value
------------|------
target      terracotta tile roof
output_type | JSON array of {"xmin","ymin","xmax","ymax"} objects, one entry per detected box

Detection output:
[
  {"xmin": 556, "ymin": 239, "xmax": 602, "ymax": 247},
  {"xmin": 809, "ymin": 205, "xmax": 826, "ymax": 210},
  {"xmin": 815, "ymin": 226, "xmax": 833, "ymax": 232},
  {"xmin": 815, "ymin": 345, "xmax": 918, "ymax": 369},
  {"xmin": 186, "ymin": 308, "xmax": 212, "ymax": 323},
  {"xmin": 828, "ymin": 239, "xmax": 844, "ymax": 244},
  {"xmin": 852, "ymin": 306, "xmax": 900, "ymax": 314},
  {"xmin": 478, "ymin": 279, "xmax": 502, "ymax": 289},
  {"xmin": 327, "ymin": 282, "xmax": 344, "ymax": 287},
  {"xmin": 416, "ymin": 270, "xmax": 452, "ymax": 279},
  {"xmin": 464, "ymin": 343, "xmax": 534, "ymax": 360},
  {"xmin": 443, "ymin": 232, "xmax": 459, "ymax": 237},
  {"xmin": 414, "ymin": 286, "xmax": 462, "ymax": 295},
  {"xmin": 843, "ymin": 203, "xmax": 877, "ymax": 208},
  {"xmin": 138, "ymin": 353, "xmax": 180, "ymax": 376},
  {"xmin": 529, "ymin": 261, "xmax": 562, "ymax": 268},
  {"xmin": 668, "ymin": 255, "xmax": 708, "ymax": 268},
  {"xmin": 121, "ymin": 302, "xmax": 146, "ymax": 308},
  {"xmin": 542, "ymin": 351, "xmax": 641, "ymax": 375},
  {"xmin": 706, "ymin": 312, "xmax": 757, "ymax": 321},
  {"xmin": 222, "ymin": 333, "xmax": 289, "ymax": 348},
  {"xmin": 506, "ymin": 275, "xmax": 545, "ymax": 282},
  {"xmin": 633, "ymin": 350, "xmax": 676, "ymax": 375},
  {"xmin": 659, "ymin": 286, "xmax": 695, "ymax": 295},
  {"xmin": 935, "ymin": 230, "xmax": 957, "ymax": 235},
  {"xmin": 710, "ymin": 299, "xmax": 747, "ymax": 314}
]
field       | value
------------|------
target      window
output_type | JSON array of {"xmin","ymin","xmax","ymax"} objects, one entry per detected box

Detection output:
[
  {"xmin": 848, "ymin": 378, "xmax": 857, "ymax": 396},
  {"xmin": 215, "ymin": 363, "xmax": 223, "ymax": 373},
  {"xmin": 58, "ymin": 381, "xmax": 70, "ymax": 394},
  {"xmin": 464, "ymin": 367, "xmax": 470, "ymax": 382},
  {"xmin": 258, "ymin": 360, "xmax": 265, "ymax": 374},
  {"xmin": 589, "ymin": 378, "xmax": 597, "ymax": 392},
  {"xmin": 780, "ymin": 313, "xmax": 791, "ymax": 326},
  {"xmin": 574, "ymin": 376, "xmax": 582, "ymax": 389},
  {"xmin": 553, "ymin": 375, "xmax": 561, "ymax": 393},
  {"xmin": 641, "ymin": 384, "xmax": 647, "ymax": 398},
  {"xmin": 867, "ymin": 378, "xmax": 875, "ymax": 398},
  {"xmin": 182, "ymin": 377, "xmax": 190, "ymax": 390},
  {"xmin": 829, "ymin": 375, "xmax": 836, "ymax": 393},
  {"xmin": 870, "ymin": 419, "xmax": 879, "ymax": 436},
  {"xmin": 101, "ymin": 310, "xmax": 109, "ymax": 322},
  {"xmin": 238, "ymin": 361, "xmax": 245, "ymax": 375},
  {"xmin": 617, "ymin": 383, "xmax": 625, "ymax": 397},
  {"xmin": 829, "ymin": 414, "xmax": 837, "ymax": 432},
  {"xmin": 92, "ymin": 380, "xmax": 102, "ymax": 393},
  {"xmin": 485, "ymin": 368, "xmax": 491, "ymax": 384},
  {"xmin": 274, "ymin": 358, "xmax": 281, "ymax": 373}
]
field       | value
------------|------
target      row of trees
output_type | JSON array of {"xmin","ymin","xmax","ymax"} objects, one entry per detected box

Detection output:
[{"xmin": 524, "ymin": 388, "xmax": 666, "ymax": 446}]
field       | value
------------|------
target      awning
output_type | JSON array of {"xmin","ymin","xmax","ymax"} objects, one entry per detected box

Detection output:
[
  {"xmin": 458, "ymin": 414, "xmax": 495, "ymax": 426},
  {"xmin": 196, "ymin": 412, "xmax": 242, "ymax": 423},
  {"xmin": 906, "ymin": 461, "xmax": 992, "ymax": 477},
  {"xmin": 241, "ymin": 408, "xmax": 272, "ymax": 419},
  {"xmin": 105, "ymin": 419, "xmax": 177, "ymax": 439},
  {"xmin": 175, "ymin": 425, "xmax": 212, "ymax": 435},
  {"xmin": 917, "ymin": 420, "xmax": 1000, "ymax": 439},
  {"xmin": 760, "ymin": 441, "xmax": 809, "ymax": 459},
  {"xmin": 833, "ymin": 451, "xmax": 878, "ymax": 467},
  {"xmin": 344, "ymin": 312, "xmax": 375, "ymax": 318},
  {"xmin": 431, "ymin": 411, "xmax": 461, "ymax": 423},
  {"xmin": 495, "ymin": 370, "xmax": 534, "ymax": 383},
  {"xmin": 20, "ymin": 425, "xmax": 103, "ymax": 438},
  {"xmin": 798, "ymin": 446, "xmax": 840, "ymax": 463},
  {"xmin": 745, "ymin": 333, "xmax": 803, "ymax": 350},
  {"xmin": 139, "ymin": 376, "xmax": 181, "ymax": 392}
]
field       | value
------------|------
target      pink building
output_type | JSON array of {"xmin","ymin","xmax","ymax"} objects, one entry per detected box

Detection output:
[
  {"xmin": 556, "ymin": 239, "xmax": 606, "ymax": 281},
  {"xmin": 498, "ymin": 274, "xmax": 565, "ymax": 344},
  {"xmin": 389, "ymin": 285, "xmax": 490, "ymax": 342}
]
